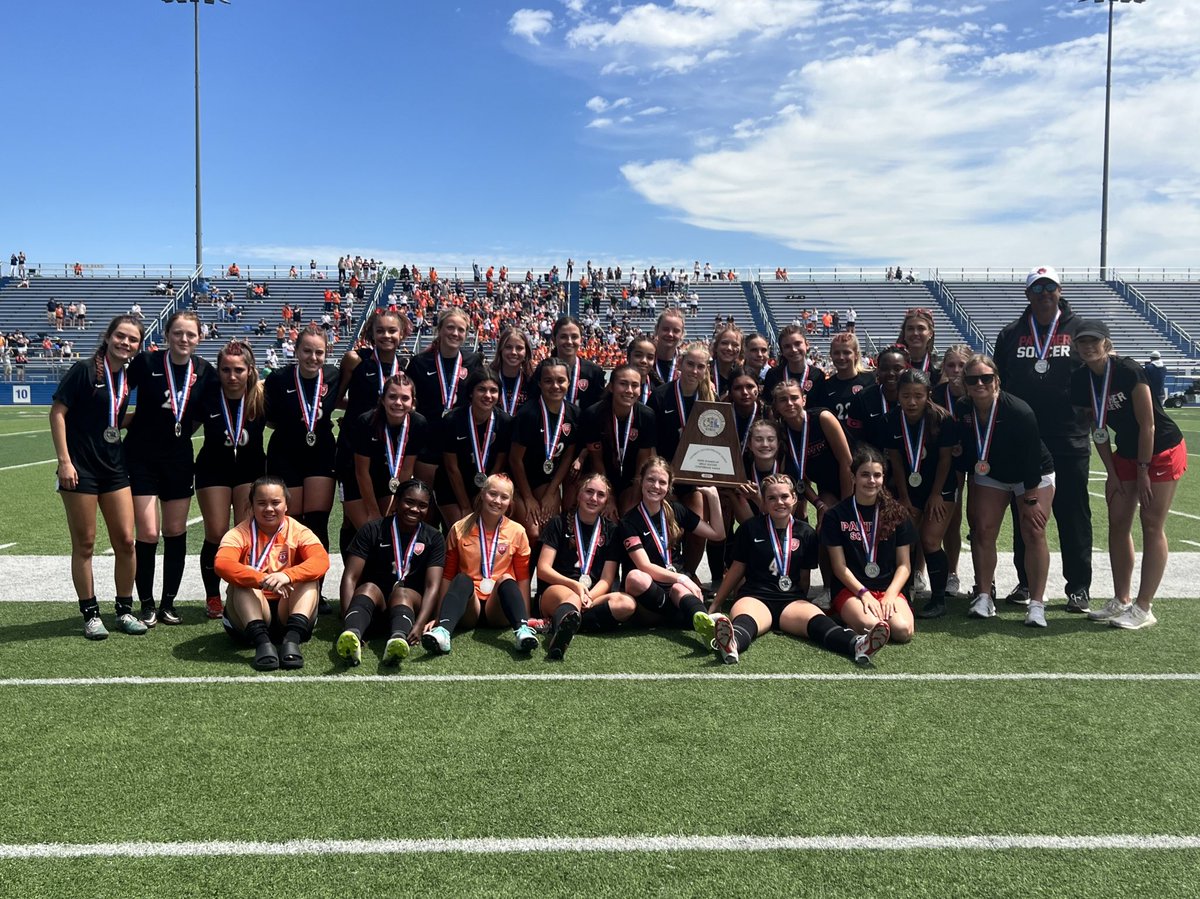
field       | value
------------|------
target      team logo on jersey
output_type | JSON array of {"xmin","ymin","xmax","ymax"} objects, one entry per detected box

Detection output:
[
  {"xmin": 851, "ymin": 385, "xmax": 863, "ymax": 394},
  {"xmin": 278, "ymin": 550, "xmax": 289, "ymax": 564},
  {"xmin": 413, "ymin": 542, "xmax": 426, "ymax": 555},
  {"xmin": 790, "ymin": 538, "xmax": 800, "ymax": 551},
  {"xmin": 577, "ymin": 378, "xmax": 590, "ymax": 391},
  {"xmin": 561, "ymin": 423, "xmax": 573, "ymax": 436},
  {"xmin": 320, "ymin": 384, "xmax": 329, "ymax": 396},
  {"xmin": 498, "ymin": 542, "xmax": 510, "ymax": 555}
]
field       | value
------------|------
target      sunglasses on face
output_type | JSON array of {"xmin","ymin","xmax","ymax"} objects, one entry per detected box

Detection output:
[
  {"xmin": 1028, "ymin": 283, "xmax": 1058, "ymax": 294},
  {"xmin": 964, "ymin": 373, "xmax": 996, "ymax": 386}
]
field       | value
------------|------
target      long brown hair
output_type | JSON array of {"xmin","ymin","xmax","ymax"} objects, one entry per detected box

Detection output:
[
  {"xmin": 92, "ymin": 315, "xmax": 144, "ymax": 381},
  {"xmin": 638, "ymin": 456, "xmax": 682, "ymax": 546},
  {"xmin": 370, "ymin": 371, "xmax": 415, "ymax": 431},
  {"xmin": 679, "ymin": 342, "xmax": 716, "ymax": 402},
  {"xmin": 851, "ymin": 446, "xmax": 909, "ymax": 541},
  {"xmin": 217, "ymin": 340, "xmax": 264, "ymax": 420},
  {"xmin": 490, "ymin": 328, "xmax": 536, "ymax": 381}
]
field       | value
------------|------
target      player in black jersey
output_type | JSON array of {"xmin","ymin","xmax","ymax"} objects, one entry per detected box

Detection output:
[
  {"xmin": 511, "ymin": 358, "xmax": 579, "ymax": 542},
  {"xmin": 743, "ymin": 332, "xmax": 773, "ymax": 383},
  {"xmin": 708, "ymin": 474, "xmax": 889, "ymax": 665},
  {"xmin": 538, "ymin": 316, "xmax": 605, "ymax": 412},
  {"xmin": 436, "ymin": 370, "xmax": 513, "ymax": 525},
  {"xmin": 709, "ymin": 323, "xmax": 744, "ymax": 399},
  {"xmin": 812, "ymin": 331, "xmax": 874, "ymax": 425},
  {"xmin": 124, "ymin": 310, "xmax": 213, "ymax": 627},
  {"xmin": 623, "ymin": 335, "xmax": 661, "ymax": 405},
  {"xmin": 931, "ymin": 343, "xmax": 972, "ymax": 599},
  {"xmin": 576, "ymin": 365, "xmax": 657, "ymax": 514},
  {"xmin": 763, "ymin": 325, "xmax": 825, "ymax": 401},
  {"xmin": 194, "ymin": 340, "xmax": 267, "ymax": 622},
  {"xmin": 651, "ymin": 308, "xmax": 686, "ymax": 382},
  {"xmin": 404, "ymin": 308, "xmax": 482, "ymax": 418},
  {"xmin": 51, "ymin": 315, "xmax": 145, "ymax": 639},
  {"xmin": 846, "ymin": 344, "xmax": 908, "ymax": 454},
  {"xmin": 337, "ymin": 480, "xmax": 446, "ymax": 665},
  {"xmin": 897, "ymin": 307, "xmax": 940, "ymax": 380},
  {"xmin": 489, "ymin": 328, "xmax": 536, "ymax": 417}
]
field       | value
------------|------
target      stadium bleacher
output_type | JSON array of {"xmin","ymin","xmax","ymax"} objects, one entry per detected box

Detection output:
[{"xmin": 1123, "ymin": 281, "xmax": 1200, "ymax": 351}]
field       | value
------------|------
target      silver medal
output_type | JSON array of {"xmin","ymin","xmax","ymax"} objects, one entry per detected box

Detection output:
[
  {"xmin": 864, "ymin": 562, "xmax": 881, "ymax": 578},
  {"xmin": 479, "ymin": 577, "xmax": 495, "ymax": 595},
  {"xmin": 103, "ymin": 426, "xmax": 120, "ymax": 444},
  {"xmin": 778, "ymin": 575, "xmax": 792, "ymax": 591},
  {"xmin": 388, "ymin": 477, "xmax": 401, "ymax": 494},
  {"xmin": 305, "ymin": 431, "xmax": 317, "ymax": 447},
  {"xmin": 1034, "ymin": 359, "xmax": 1050, "ymax": 374},
  {"xmin": 908, "ymin": 472, "xmax": 923, "ymax": 488},
  {"xmin": 474, "ymin": 472, "xmax": 488, "ymax": 488},
  {"xmin": 974, "ymin": 461, "xmax": 990, "ymax": 476},
  {"xmin": 543, "ymin": 460, "xmax": 555, "ymax": 475},
  {"xmin": 174, "ymin": 422, "xmax": 182, "ymax": 438},
  {"xmin": 579, "ymin": 574, "xmax": 592, "ymax": 590},
  {"xmin": 1092, "ymin": 428, "xmax": 1109, "ymax": 444}
]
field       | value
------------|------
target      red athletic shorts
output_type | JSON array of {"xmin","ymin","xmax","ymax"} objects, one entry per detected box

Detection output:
[
  {"xmin": 832, "ymin": 588, "xmax": 906, "ymax": 617},
  {"xmin": 1114, "ymin": 439, "xmax": 1187, "ymax": 483}
]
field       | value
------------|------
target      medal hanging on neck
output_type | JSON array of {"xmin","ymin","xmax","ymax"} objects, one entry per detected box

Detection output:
[
  {"xmin": 1089, "ymin": 358, "xmax": 1113, "ymax": 445},
  {"xmin": 390, "ymin": 517, "xmax": 419, "ymax": 580},
  {"xmin": 1029, "ymin": 309, "xmax": 1061, "ymax": 375},
  {"xmin": 566, "ymin": 357, "xmax": 581, "ymax": 405},
  {"xmin": 477, "ymin": 517, "xmax": 503, "ymax": 595},
  {"xmin": 786, "ymin": 411, "xmax": 809, "ymax": 485},
  {"xmin": 102, "ymin": 358, "xmax": 126, "ymax": 444},
  {"xmin": 163, "ymin": 354, "xmax": 194, "ymax": 439},
  {"xmin": 711, "ymin": 361, "xmax": 724, "ymax": 397},
  {"xmin": 385, "ymin": 415, "xmax": 410, "ymax": 494},
  {"xmin": 540, "ymin": 398, "xmax": 566, "ymax": 476},
  {"xmin": 574, "ymin": 511, "xmax": 602, "ymax": 590},
  {"xmin": 470, "ymin": 410, "xmax": 495, "ymax": 489},
  {"xmin": 613, "ymin": 409, "xmax": 633, "ymax": 472},
  {"xmin": 221, "ymin": 392, "xmax": 245, "ymax": 459},
  {"xmin": 752, "ymin": 458, "xmax": 778, "ymax": 492},
  {"xmin": 500, "ymin": 371, "xmax": 522, "ymax": 416},
  {"xmin": 296, "ymin": 365, "xmax": 323, "ymax": 447},
  {"xmin": 787, "ymin": 359, "xmax": 810, "ymax": 389},
  {"xmin": 902, "ymin": 414, "xmax": 927, "ymax": 488},
  {"xmin": 852, "ymin": 497, "xmax": 881, "ymax": 579},
  {"xmin": 767, "ymin": 515, "xmax": 794, "ymax": 591},
  {"xmin": 638, "ymin": 502, "xmax": 673, "ymax": 571},
  {"xmin": 640, "ymin": 379, "xmax": 651, "ymax": 405},
  {"xmin": 376, "ymin": 353, "xmax": 399, "ymax": 397},
  {"xmin": 673, "ymin": 379, "xmax": 693, "ymax": 431},
  {"xmin": 437, "ymin": 351, "xmax": 463, "ymax": 416},
  {"xmin": 738, "ymin": 405, "xmax": 757, "ymax": 455},
  {"xmin": 248, "ymin": 519, "xmax": 281, "ymax": 571},
  {"xmin": 972, "ymin": 398, "xmax": 999, "ymax": 477},
  {"xmin": 660, "ymin": 355, "xmax": 677, "ymax": 383}
]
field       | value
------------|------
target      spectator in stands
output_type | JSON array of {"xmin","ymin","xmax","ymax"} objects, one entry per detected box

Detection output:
[
  {"xmin": 75, "ymin": 301, "xmax": 87, "ymax": 330},
  {"xmin": 74, "ymin": 262, "xmax": 83, "ymax": 277},
  {"xmin": 289, "ymin": 266, "xmax": 298, "ymax": 279},
  {"xmin": 703, "ymin": 262, "xmax": 712, "ymax": 282},
  {"xmin": 1, "ymin": 339, "xmax": 10, "ymax": 381},
  {"xmin": 846, "ymin": 306, "xmax": 857, "ymax": 334},
  {"xmin": 1144, "ymin": 350, "xmax": 1167, "ymax": 404},
  {"xmin": 309, "ymin": 259, "xmax": 317, "ymax": 279},
  {"xmin": 17, "ymin": 251, "xmax": 26, "ymax": 278},
  {"xmin": 227, "ymin": 263, "xmax": 241, "ymax": 278},
  {"xmin": 46, "ymin": 298, "xmax": 57, "ymax": 326},
  {"xmin": 266, "ymin": 346, "xmax": 280, "ymax": 370},
  {"xmin": 129, "ymin": 302, "xmax": 144, "ymax": 324},
  {"xmin": 9, "ymin": 253, "xmax": 17, "ymax": 277}
]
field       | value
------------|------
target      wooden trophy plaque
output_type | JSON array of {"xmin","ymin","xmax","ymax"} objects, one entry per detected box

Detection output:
[{"xmin": 671, "ymin": 401, "xmax": 746, "ymax": 488}]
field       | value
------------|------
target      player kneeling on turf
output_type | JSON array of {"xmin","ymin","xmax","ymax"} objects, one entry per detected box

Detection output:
[
  {"xmin": 337, "ymin": 479, "xmax": 445, "ymax": 666},
  {"xmin": 214, "ymin": 476, "xmax": 330, "ymax": 671}
]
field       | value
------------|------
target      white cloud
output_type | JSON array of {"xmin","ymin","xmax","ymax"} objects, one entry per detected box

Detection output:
[
  {"xmin": 586, "ymin": 117, "xmax": 614, "ymax": 128},
  {"xmin": 619, "ymin": 8, "xmax": 1200, "ymax": 266},
  {"xmin": 638, "ymin": 105, "xmax": 669, "ymax": 115},
  {"xmin": 611, "ymin": 96, "xmax": 632, "ymax": 109},
  {"xmin": 585, "ymin": 95, "xmax": 609, "ymax": 112},
  {"xmin": 509, "ymin": 8, "xmax": 554, "ymax": 44}
]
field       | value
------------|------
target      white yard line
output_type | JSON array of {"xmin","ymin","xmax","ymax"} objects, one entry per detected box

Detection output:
[
  {"xmin": 1182, "ymin": 540, "xmax": 1200, "ymax": 549},
  {"xmin": 0, "ymin": 459, "xmax": 55, "ymax": 472},
  {"xmin": 1, "ymin": 833, "xmax": 1197, "ymax": 860},
  {"xmin": 1, "ymin": 672, "xmax": 1198, "ymax": 689},
  {"xmin": 0, "ymin": 543, "xmax": 16, "ymax": 550},
  {"xmin": 0, "ymin": 429, "xmax": 50, "ymax": 437},
  {"xmin": 1087, "ymin": 490, "xmax": 1200, "ymax": 521}
]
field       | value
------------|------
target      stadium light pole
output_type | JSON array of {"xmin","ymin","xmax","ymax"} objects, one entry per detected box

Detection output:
[
  {"xmin": 1080, "ymin": 0, "xmax": 1145, "ymax": 281},
  {"xmin": 162, "ymin": 0, "xmax": 230, "ymax": 274}
]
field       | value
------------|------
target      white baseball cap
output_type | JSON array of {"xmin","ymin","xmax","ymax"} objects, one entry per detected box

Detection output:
[{"xmin": 1025, "ymin": 266, "xmax": 1061, "ymax": 289}]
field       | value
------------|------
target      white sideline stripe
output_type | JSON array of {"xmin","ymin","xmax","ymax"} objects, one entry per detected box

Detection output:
[
  {"xmin": 0, "ymin": 458, "xmax": 55, "ymax": 472},
  {"xmin": 1, "ymin": 833, "xmax": 1198, "ymax": 860},
  {"xmin": 186, "ymin": 515, "xmax": 204, "ymax": 526},
  {"xmin": 1087, "ymin": 490, "xmax": 1200, "ymax": 521},
  {"xmin": 0, "ymin": 428, "xmax": 50, "ymax": 437},
  {"xmin": 0, "ymin": 543, "xmax": 15, "ymax": 551},
  {"xmin": 1, "ymin": 672, "xmax": 1198, "ymax": 688},
  {"xmin": 1182, "ymin": 540, "xmax": 1200, "ymax": 549}
]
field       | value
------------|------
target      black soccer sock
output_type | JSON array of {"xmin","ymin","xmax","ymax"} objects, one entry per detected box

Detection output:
[
  {"xmin": 344, "ymin": 595, "xmax": 376, "ymax": 638},
  {"xmin": 552, "ymin": 602, "xmax": 575, "ymax": 631},
  {"xmin": 200, "ymin": 539, "xmax": 220, "ymax": 598},
  {"xmin": 283, "ymin": 613, "xmax": 313, "ymax": 645},
  {"xmin": 160, "ymin": 533, "xmax": 187, "ymax": 607},
  {"xmin": 301, "ymin": 511, "xmax": 331, "ymax": 551},
  {"xmin": 437, "ymin": 574, "xmax": 474, "ymax": 636},
  {"xmin": 497, "ymin": 578, "xmax": 528, "ymax": 629},
  {"xmin": 706, "ymin": 539, "xmax": 727, "ymax": 584},
  {"xmin": 338, "ymin": 519, "xmax": 356, "ymax": 562},
  {"xmin": 732, "ymin": 614, "xmax": 759, "ymax": 653},
  {"xmin": 244, "ymin": 618, "xmax": 272, "ymax": 649},
  {"xmin": 925, "ymin": 548, "xmax": 949, "ymax": 601},
  {"xmin": 581, "ymin": 602, "xmax": 619, "ymax": 632},
  {"xmin": 633, "ymin": 582, "xmax": 668, "ymax": 615},
  {"xmin": 679, "ymin": 593, "xmax": 706, "ymax": 621},
  {"xmin": 115, "ymin": 595, "xmax": 135, "ymax": 617},
  {"xmin": 134, "ymin": 539, "xmax": 158, "ymax": 602},
  {"xmin": 388, "ymin": 604, "xmax": 415, "ymax": 639},
  {"xmin": 79, "ymin": 596, "xmax": 100, "ymax": 620},
  {"xmin": 806, "ymin": 613, "xmax": 857, "ymax": 657}
]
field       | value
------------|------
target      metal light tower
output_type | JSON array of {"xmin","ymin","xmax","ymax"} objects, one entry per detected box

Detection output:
[
  {"xmin": 1080, "ymin": 0, "xmax": 1146, "ymax": 280},
  {"xmin": 162, "ymin": 0, "xmax": 230, "ymax": 272}
]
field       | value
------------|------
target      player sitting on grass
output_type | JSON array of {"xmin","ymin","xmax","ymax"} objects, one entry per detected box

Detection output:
[{"xmin": 214, "ymin": 476, "xmax": 330, "ymax": 671}]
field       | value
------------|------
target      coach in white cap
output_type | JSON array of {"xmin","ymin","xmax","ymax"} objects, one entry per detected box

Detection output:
[{"xmin": 992, "ymin": 266, "xmax": 1092, "ymax": 614}]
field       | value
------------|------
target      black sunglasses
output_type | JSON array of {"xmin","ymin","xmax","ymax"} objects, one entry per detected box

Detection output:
[{"xmin": 964, "ymin": 373, "xmax": 997, "ymax": 386}]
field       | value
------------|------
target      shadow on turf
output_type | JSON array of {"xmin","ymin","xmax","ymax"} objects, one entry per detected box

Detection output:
[
  {"xmin": 0, "ymin": 610, "xmax": 91, "ymax": 643},
  {"xmin": 909, "ymin": 600, "xmax": 1102, "ymax": 639}
]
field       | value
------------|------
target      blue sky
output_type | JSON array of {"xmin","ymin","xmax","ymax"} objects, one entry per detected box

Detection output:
[{"xmin": 2, "ymin": 1, "xmax": 1195, "ymax": 274}]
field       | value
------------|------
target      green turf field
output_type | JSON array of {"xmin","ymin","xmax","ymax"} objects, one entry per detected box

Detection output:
[{"xmin": 1, "ymin": 405, "xmax": 1197, "ymax": 896}]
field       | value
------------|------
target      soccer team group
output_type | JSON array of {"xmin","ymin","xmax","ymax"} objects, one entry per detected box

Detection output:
[{"xmin": 49, "ymin": 266, "xmax": 1184, "ymax": 670}]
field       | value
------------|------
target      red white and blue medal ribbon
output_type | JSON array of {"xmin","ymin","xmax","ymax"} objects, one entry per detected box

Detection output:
[
  {"xmin": 295, "ymin": 366, "xmax": 324, "ymax": 438},
  {"xmin": 851, "ymin": 497, "xmax": 880, "ymax": 575},
  {"xmin": 1089, "ymin": 358, "xmax": 1112, "ymax": 437},
  {"xmin": 766, "ymin": 515, "xmax": 793, "ymax": 580},
  {"xmin": 638, "ymin": 502, "xmax": 672, "ymax": 569},
  {"xmin": 540, "ymin": 399, "xmax": 566, "ymax": 468},
  {"xmin": 673, "ymin": 380, "xmax": 692, "ymax": 429},
  {"xmin": 221, "ymin": 393, "xmax": 245, "ymax": 448},
  {"xmin": 786, "ymin": 359, "xmax": 810, "ymax": 387},
  {"xmin": 973, "ymin": 399, "xmax": 999, "ymax": 471},
  {"xmin": 752, "ymin": 459, "xmax": 778, "ymax": 492},
  {"xmin": 437, "ymin": 352, "xmax": 463, "ymax": 411},
  {"xmin": 384, "ymin": 415, "xmax": 411, "ymax": 481},
  {"xmin": 711, "ymin": 361, "xmax": 725, "ymax": 397},
  {"xmin": 470, "ymin": 410, "xmax": 496, "ymax": 480},
  {"xmin": 659, "ymin": 355, "xmax": 677, "ymax": 382},
  {"xmin": 390, "ymin": 518, "xmax": 419, "ymax": 580},
  {"xmin": 103, "ymin": 358, "xmax": 127, "ymax": 433},
  {"xmin": 1029, "ymin": 310, "xmax": 1062, "ymax": 370},
  {"xmin": 574, "ymin": 512, "xmax": 602, "ymax": 579},
  {"xmin": 163, "ymin": 354, "xmax": 194, "ymax": 437},
  {"xmin": 639, "ymin": 379, "xmax": 651, "ymax": 404},
  {"xmin": 901, "ymin": 414, "xmax": 926, "ymax": 473},
  {"xmin": 613, "ymin": 411, "xmax": 633, "ymax": 469},
  {"xmin": 375, "ymin": 353, "xmax": 399, "ymax": 396},
  {"xmin": 500, "ymin": 372, "xmax": 523, "ymax": 415},
  {"xmin": 786, "ymin": 411, "xmax": 809, "ymax": 483},
  {"xmin": 248, "ymin": 520, "xmax": 280, "ymax": 571},
  {"xmin": 566, "ymin": 357, "xmax": 581, "ymax": 405},
  {"xmin": 478, "ymin": 518, "xmax": 503, "ymax": 582},
  {"xmin": 738, "ymin": 406, "xmax": 757, "ymax": 454}
]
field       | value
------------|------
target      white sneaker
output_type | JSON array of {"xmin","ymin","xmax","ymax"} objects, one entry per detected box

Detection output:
[
  {"xmin": 1024, "ymin": 601, "xmax": 1047, "ymax": 628},
  {"xmin": 713, "ymin": 613, "xmax": 739, "ymax": 665},
  {"xmin": 1109, "ymin": 605, "xmax": 1157, "ymax": 630},
  {"xmin": 1088, "ymin": 598, "xmax": 1132, "ymax": 622},
  {"xmin": 946, "ymin": 573, "xmax": 962, "ymax": 596},
  {"xmin": 913, "ymin": 571, "xmax": 930, "ymax": 599},
  {"xmin": 853, "ymin": 621, "xmax": 890, "ymax": 665},
  {"xmin": 967, "ymin": 593, "xmax": 996, "ymax": 619}
]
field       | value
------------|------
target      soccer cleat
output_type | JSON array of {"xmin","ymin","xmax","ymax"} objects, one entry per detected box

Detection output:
[
  {"xmin": 946, "ymin": 573, "xmax": 962, "ymax": 596},
  {"xmin": 913, "ymin": 571, "xmax": 930, "ymax": 599},
  {"xmin": 159, "ymin": 605, "xmax": 183, "ymax": 626},
  {"xmin": 853, "ymin": 621, "xmax": 890, "ymax": 665},
  {"xmin": 546, "ymin": 609, "xmax": 581, "ymax": 661},
  {"xmin": 422, "ymin": 625, "xmax": 452, "ymax": 655},
  {"xmin": 383, "ymin": 636, "xmax": 411, "ymax": 665},
  {"xmin": 205, "ymin": 597, "xmax": 224, "ymax": 620},
  {"xmin": 1005, "ymin": 585, "xmax": 1031, "ymax": 607},
  {"xmin": 525, "ymin": 617, "xmax": 551, "ymax": 634},
  {"xmin": 317, "ymin": 596, "xmax": 333, "ymax": 616},
  {"xmin": 968, "ymin": 593, "xmax": 996, "ymax": 619},
  {"xmin": 514, "ymin": 624, "xmax": 539, "ymax": 652},
  {"xmin": 1088, "ymin": 597, "xmax": 1132, "ymax": 622},
  {"xmin": 916, "ymin": 596, "xmax": 946, "ymax": 619},
  {"xmin": 139, "ymin": 604, "xmax": 158, "ymax": 629},
  {"xmin": 712, "ymin": 613, "xmax": 739, "ymax": 665},
  {"xmin": 1065, "ymin": 590, "xmax": 1091, "ymax": 614},
  {"xmin": 115, "ymin": 613, "xmax": 149, "ymax": 636},
  {"xmin": 1024, "ymin": 601, "xmax": 1048, "ymax": 628},
  {"xmin": 693, "ymin": 611, "xmax": 716, "ymax": 647},
  {"xmin": 336, "ymin": 630, "xmax": 362, "ymax": 667},
  {"xmin": 1109, "ymin": 605, "xmax": 1157, "ymax": 630},
  {"xmin": 83, "ymin": 616, "xmax": 109, "ymax": 641}
]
